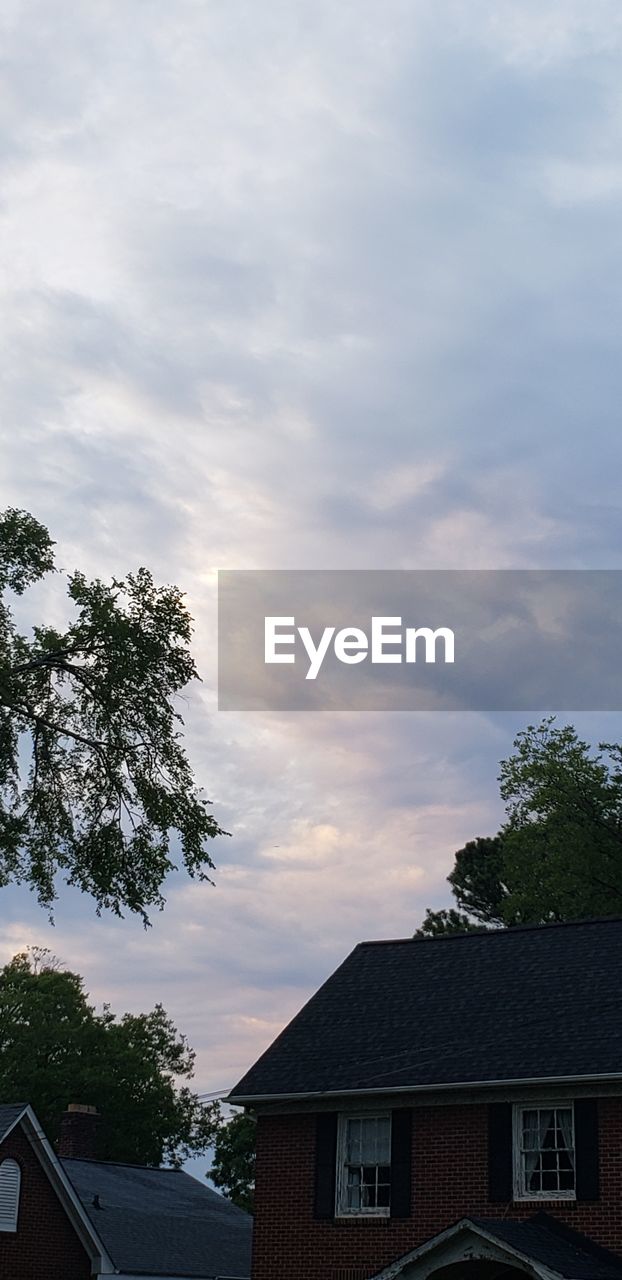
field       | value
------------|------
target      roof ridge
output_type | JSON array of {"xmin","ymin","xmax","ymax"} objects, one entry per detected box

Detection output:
[
  {"xmin": 61, "ymin": 1156, "xmax": 183, "ymax": 1173},
  {"xmin": 357, "ymin": 914, "xmax": 622, "ymax": 947}
]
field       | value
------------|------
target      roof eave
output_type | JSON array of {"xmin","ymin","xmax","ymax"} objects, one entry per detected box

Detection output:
[
  {"xmin": 368, "ymin": 1217, "xmax": 567, "ymax": 1280},
  {"xmin": 229, "ymin": 1068, "xmax": 622, "ymax": 1107}
]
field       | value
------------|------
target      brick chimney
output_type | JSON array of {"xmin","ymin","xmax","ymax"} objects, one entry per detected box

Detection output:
[{"xmin": 57, "ymin": 1105, "xmax": 99, "ymax": 1160}]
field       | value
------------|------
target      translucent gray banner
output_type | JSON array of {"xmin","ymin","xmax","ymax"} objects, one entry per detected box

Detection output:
[{"xmin": 217, "ymin": 570, "xmax": 622, "ymax": 711}]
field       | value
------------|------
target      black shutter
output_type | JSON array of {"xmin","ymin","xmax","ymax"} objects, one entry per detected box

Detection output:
[
  {"xmin": 390, "ymin": 1108, "xmax": 413, "ymax": 1218},
  {"xmin": 575, "ymin": 1099, "xmax": 600, "ymax": 1201},
  {"xmin": 314, "ymin": 1113, "xmax": 338, "ymax": 1219},
  {"xmin": 488, "ymin": 1102, "xmax": 513, "ymax": 1203}
]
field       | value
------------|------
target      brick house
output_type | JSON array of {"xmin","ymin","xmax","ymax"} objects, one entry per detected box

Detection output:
[
  {"xmin": 229, "ymin": 918, "xmax": 622, "ymax": 1280},
  {"xmin": 0, "ymin": 1101, "xmax": 252, "ymax": 1279}
]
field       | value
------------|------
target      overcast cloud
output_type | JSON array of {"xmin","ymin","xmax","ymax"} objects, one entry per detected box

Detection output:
[{"xmin": 1, "ymin": 0, "xmax": 622, "ymax": 1165}]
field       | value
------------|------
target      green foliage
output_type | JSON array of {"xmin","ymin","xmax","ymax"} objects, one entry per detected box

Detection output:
[
  {"xmin": 0, "ymin": 508, "xmax": 226, "ymax": 920},
  {"xmin": 416, "ymin": 719, "xmax": 622, "ymax": 935},
  {"xmin": 414, "ymin": 907, "xmax": 483, "ymax": 937},
  {"xmin": 211, "ymin": 1110, "xmax": 256, "ymax": 1214},
  {"xmin": 498, "ymin": 718, "xmax": 622, "ymax": 921},
  {"xmin": 0, "ymin": 948, "xmax": 219, "ymax": 1166},
  {"xmin": 447, "ymin": 835, "xmax": 510, "ymax": 925}
]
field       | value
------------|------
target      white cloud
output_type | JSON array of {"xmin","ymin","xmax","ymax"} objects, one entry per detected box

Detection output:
[{"xmin": 1, "ymin": 0, "xmax": 622, "ymax": 1106}]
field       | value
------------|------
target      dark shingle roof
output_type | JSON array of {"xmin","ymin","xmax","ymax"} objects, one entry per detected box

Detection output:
[
  {"xmin": 373, "ymin": 1214, "xmax": 622, "ymax": 1280},
  {"xmin": 62, "ymin": 1157, "xmax": 252, "ymax": 1279},
  {"xmin": 0, "ymin": 1104, "xmax": 27, "ymax": 1144},
  {"xmin": 472, "ymin": 1216, "xmax": 622, "ymax": 1280},
  {"xmin": 230, "ymin": 918, "xmax": 622, "ymax": 1100}
]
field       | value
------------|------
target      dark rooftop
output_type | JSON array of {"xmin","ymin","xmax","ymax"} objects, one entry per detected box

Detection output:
[
  {"xmin": 472, "ymin": 1216, "xmax": 622, "ymax": 1280},
  {"xmin": 230, "ymin": 918, "xmax": 622, "ymax": 1101},
  {"xmin": 373, "ymin": 1214, "xmax": 622, "ymax": 1280},
  {"xmin": 63, "ymin": 1157, "xmax": 252, "ymax": 1279},
  {"xmin": 0, "ymin": 1104, "xmax": 28, "ymax": 1144}
]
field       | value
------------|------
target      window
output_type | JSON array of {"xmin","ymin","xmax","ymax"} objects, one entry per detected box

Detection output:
[
  {"xmin": 513, "ymin": 1104, "xmax": 575, "ymax": 1200},
  {"xmin": 0, "ymin": 1159, "xmax": 21, "ymax": 1231},
  {"xmin": 336, "ymin": 1114, "xmax": 391, "ymax": 1216}
]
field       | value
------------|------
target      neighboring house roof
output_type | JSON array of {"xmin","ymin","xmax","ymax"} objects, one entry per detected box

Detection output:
[
  {"xmin": 369, "ymin": 1214, "xmax": 622, "ymax": 1280},
  {"xmin": 0, "ymin": 1103, "xmax": 30, "ymax": 1144},
  {"xmin": 63, "ymin": 1157, "xmax": 253, "ymax": 1280},
  {"xmin": 0, "ymin": 1104, "xmax": 115, "ymax": 1273},
  {"xmin": 230, "ymin": 918, "xmax": 622, "ymax": 1101}
]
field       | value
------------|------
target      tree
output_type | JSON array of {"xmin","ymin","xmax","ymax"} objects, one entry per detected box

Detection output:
[
  {"xmin": 415, "ymin": 720, "xmax": 622, "ymax": 935},
  {"xmin": 211, "ymin": 1110, "xmax": 256, "ymax": 1213},
  {"xmin": 415, "ymin": 906, "xmax": 484, "ymax": 937},
  {"xmin": 0, "ymin": 508, "xmax": 225, "ymax": 921},
  {"xmin": 0, "ymin": 948, "xmax": 219, "ymax": 1166},
  {"xmin": 498, "ymin": 718, "xmax": 622, "ymax": 922}
]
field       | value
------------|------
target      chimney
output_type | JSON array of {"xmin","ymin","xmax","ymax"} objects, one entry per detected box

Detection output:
[{"xmin": 57, "ymin": 1105, "xmax": 99, "ymax": 1160}]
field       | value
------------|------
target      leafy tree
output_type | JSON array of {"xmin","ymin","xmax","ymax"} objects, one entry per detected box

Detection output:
[
  {"xmin": 498, "ymin": 718, "xmax": 622, "ymax": 922},
  {"xmin": 0, "ymin": 508, "xmax": 225, "ymax": 921},
  {"xmin": 211, "ymin": 1110, "xmax": 256, "ymax": 1213},
  {"xmin": 415, "ymin": 906, "xmax": 484, "ymax": 937},
  {"xmin": 0, "ymin": 948, "xmax": 219, "ymax": 1166},
  {"xmin": 416, "ymin": 720, "xmax": 622, "ymax": 935}
]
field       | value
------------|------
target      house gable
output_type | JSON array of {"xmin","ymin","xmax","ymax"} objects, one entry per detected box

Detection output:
[
  {"xmin": 0, "ymin": 1112, "xmax": 100, "ymax": 1280},
  {"xmin": 242, "ymin": 918, "xmax": 622, "ymax": 1280}
]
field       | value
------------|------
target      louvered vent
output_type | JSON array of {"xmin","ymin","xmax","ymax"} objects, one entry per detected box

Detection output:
[{"xmin": 0, "ymin": 1159, "xmax": 21, "ymax": 1231}]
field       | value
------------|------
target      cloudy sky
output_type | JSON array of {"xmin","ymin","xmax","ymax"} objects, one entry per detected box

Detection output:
[{"xmin": 2, "ymin": 0, "xmax": 622, "ymax": 1171}]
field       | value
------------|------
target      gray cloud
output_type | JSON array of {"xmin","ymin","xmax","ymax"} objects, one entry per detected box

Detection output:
[{"xmin": 1, "ymin": 0, "xmax": 622, "ymax": 1115}]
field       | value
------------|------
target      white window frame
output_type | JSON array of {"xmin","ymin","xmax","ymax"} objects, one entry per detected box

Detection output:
[
  {"xmin": 512, "ymin": 1102, "xmax": 576, "ymax": 1202},
  {"xmin": 0, "ymin": 1158, "xmax": 21, "ymax": 1232},
  {"xmin": 335, "ymin": 1113, "xmax": 391, "ymax": 1218}
]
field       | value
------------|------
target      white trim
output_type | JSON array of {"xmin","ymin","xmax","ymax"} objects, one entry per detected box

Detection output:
[
  {"xmin": 369, "ymin": 1217, "xmax": 565, "ymax": 1280},
  {"xmin": 335, "ymin": 1112, "xmax": 391, "ymax": 1218},
  {"xmin": 229, "ymin": 1068, "xmax": 622, "ymax": 1106},
  {"xmin": 17, "ymin": 1107, "xmax": 115, "ymax": 1273},
  {"xmin": 512, "ymin": 1101, "xmax": 576, "ymax": 1202}
]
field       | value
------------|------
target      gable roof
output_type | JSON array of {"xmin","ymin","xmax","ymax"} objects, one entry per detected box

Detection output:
[
  {"xmin": 370, "ymin": 1214, "xmax": 622, "ymax": 1280},
  {"xmin": 472, "ymin": 1217, "xmax": 622, "ymax": 1280},
  {"xmin": 0, "ymin": 1103, "xmax": 29, "ymax": 1144},
  {"xmin": 230, "ymin": 917, "xmax": 622, "ymax": 1102},
  {"xmin": 0, "ymin": 1104, "xmax": 115, "ymax": 1273},
  {"xmin": 63, "ymin": 1157, "xmax": 252, "ymax": 1279}
]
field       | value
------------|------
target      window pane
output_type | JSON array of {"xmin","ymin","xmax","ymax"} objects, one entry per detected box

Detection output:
[
  {"xmin": 519, "ymin": 1105, "xmax": 575, "ymax": 1197},
  {"xmin": 346, "ymin": 1118, "xmax": 362, "ymax": 1163},
  {"xmin": 341, "ymin": 1115, "xmax": 391, "ymax": 1213},
  {"xmin": 360, "ymin": 1116, "xmax": 390, "ymax": 1163},
  {"xmin": 523, "ymin": 1111, "xmax": 542, "ymax": 1151}
]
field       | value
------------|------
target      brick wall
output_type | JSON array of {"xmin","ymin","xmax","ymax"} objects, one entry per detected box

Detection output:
[
  {"xmin": 252, "ymin": 1097, "xmax": 622, "ymax": 1280},
  {"xmin": 0, "ymin": 1125, "xmax": 92, "ymax": 1280}
]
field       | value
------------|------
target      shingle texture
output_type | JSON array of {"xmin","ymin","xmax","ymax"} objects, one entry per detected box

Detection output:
[
  {"xmin": 62, "ymin": 1157, "xmax": 252, "ymax": 1278},
  {"xmin": 374, "ymin": 1215, "xmax": 622, "ymax": 1280},
  {"xmin": 230, "ymin": 918, "xmax": 622, "ymax": 1099},
  {"xmin": 0, "ymin": 1104, "xmax": 26, "ymax": 1144},
  {"xmin": 472, "ymin": 1216, "xmax": 622, "ymax": 1280}
]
